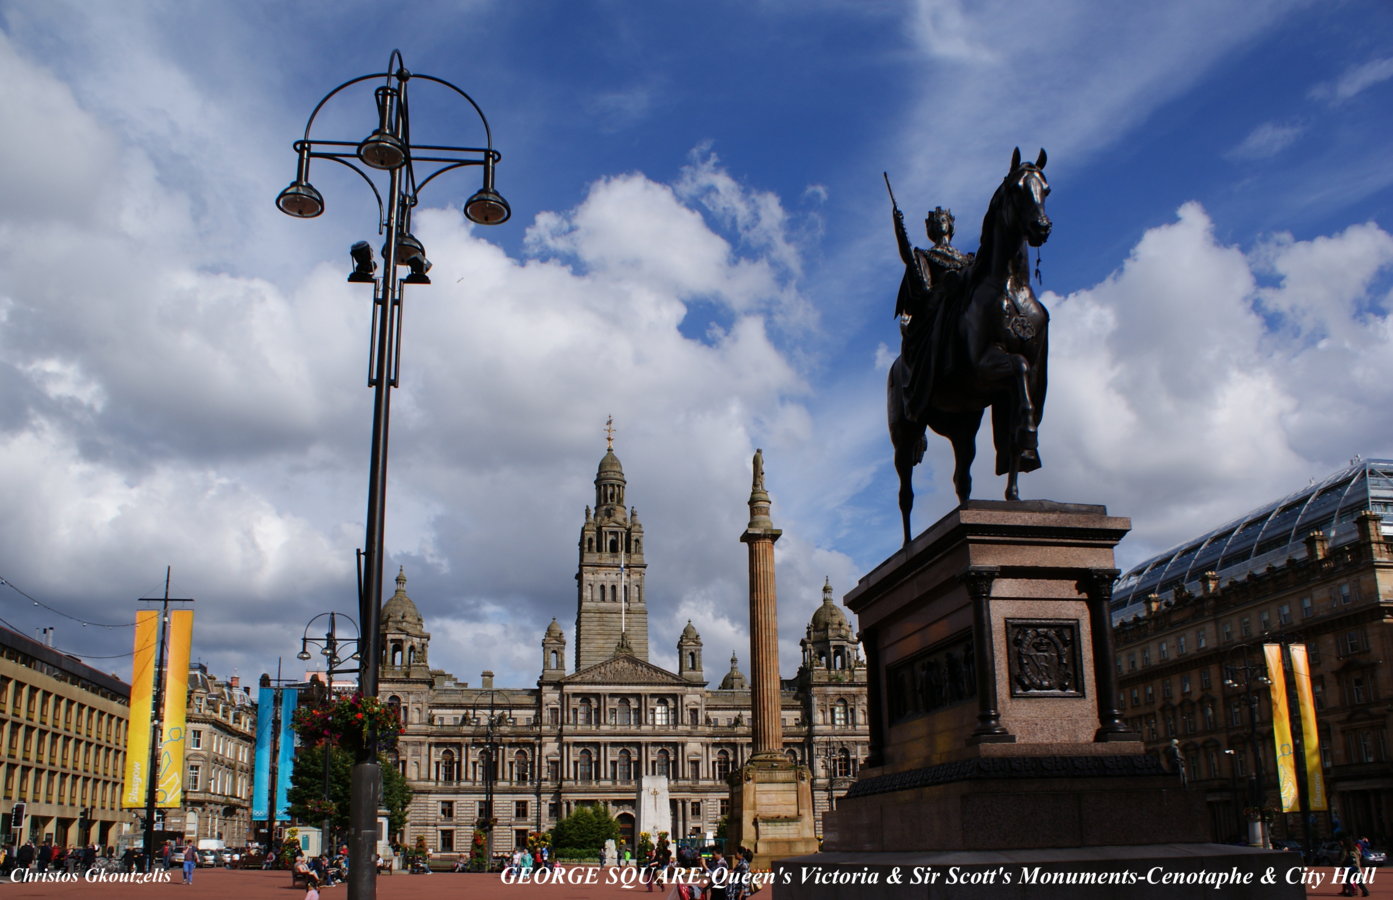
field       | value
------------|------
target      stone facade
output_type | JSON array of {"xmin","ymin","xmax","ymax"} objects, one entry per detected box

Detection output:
[
  {"xmin": 0, "ymin": 625, "xmax": 130, "ymax": 849},
  {"xmin": 163, "ymin": 664, "xmax": 256, "ymax": 848},
  {"xmin": 1114, "ymin": 509, "xmax": 1393, "ymax": 845},
  {"xmin": 378, "ymin": 445, "xmax": 870, "ymax": 855}
]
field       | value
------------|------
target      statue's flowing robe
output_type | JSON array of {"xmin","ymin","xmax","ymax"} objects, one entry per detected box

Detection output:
[{"xmin": 897, "ymin": 246, "xmax": 972, "ymax": 423}]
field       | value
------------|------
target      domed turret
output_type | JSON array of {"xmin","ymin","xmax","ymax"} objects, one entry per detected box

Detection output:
[
  {"xmin": 719, "ymin": 652, "xmax": 748, "ymax": 691},
  {"xmin": 678, "ymin": 620, "xmax": 704, "ymax": 682},
  {"xmin": 807, "ymin": 578, "xmax": 853, "ymax": 640},
  {"xmin": 801, "ymin": 578, "xmax": 860, "ymax": 678},
  {"xmin": 382, "ymin": 568, "xmax": 424, "ymax": 634},
  {"xmin": 541, "ymin": 617, "xmax": 567, "ymax": 681}
]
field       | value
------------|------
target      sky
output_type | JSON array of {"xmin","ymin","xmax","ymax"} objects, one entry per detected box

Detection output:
[{"xmin": 1, "ymin": 0, "xmax": 1391, "ymax": 693}]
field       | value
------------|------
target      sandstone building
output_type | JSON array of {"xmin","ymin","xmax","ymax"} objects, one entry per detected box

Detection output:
[
  {"xmin": 0, "ymin": 625, "xmax": 129, "ymax": 849},
  {"xmin": 378, "ymin": 443, "xmax": 870, "ymax": 854},
  {"xmin": 1112, "ymin": 458, "xmax": 1393, "ymax": 844}
]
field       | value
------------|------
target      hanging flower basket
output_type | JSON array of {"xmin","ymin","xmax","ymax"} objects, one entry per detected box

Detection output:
[{"xmin": 293, "ymin": 693, "xmax": 404, "ymax": 753}]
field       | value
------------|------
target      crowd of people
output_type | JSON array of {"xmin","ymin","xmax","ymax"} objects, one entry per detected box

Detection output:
[{"xmin": 0, "ymin": 839, "xmax": 109, "ymax": 874}]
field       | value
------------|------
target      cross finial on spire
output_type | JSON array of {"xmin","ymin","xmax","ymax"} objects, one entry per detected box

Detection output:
[{"xmin": 605, "ymin": 415, "xmax": 615, "ymax": 450}]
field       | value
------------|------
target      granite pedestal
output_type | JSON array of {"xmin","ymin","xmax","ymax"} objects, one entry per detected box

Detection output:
[{"xmin": 776, "ymin": 501, "xmax": 1299, "ymax": 899}]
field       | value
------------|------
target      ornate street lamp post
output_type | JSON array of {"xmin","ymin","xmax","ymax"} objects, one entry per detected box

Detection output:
[
  {"xmin": 471, "ymin": 692, "xmax": 510, "ymax": 871},
  {"xmin": 1223, "ymin": 645, "xmax": 1271, "ymax": 847},
  {"xmin": 277, "ymin": 50, "xmax": 509, "ymax": 900},
  {"xmin": 298, "ymin": 612, "xmax": 361, "ymax": 856}
]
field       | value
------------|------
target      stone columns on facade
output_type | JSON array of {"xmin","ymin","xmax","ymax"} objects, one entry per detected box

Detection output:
[
  {"xmin": 741, "ymin": 448, "xmax": 784, "ymax": 759},
  {"xmin": 1077, "ymin": 567, "xmax": 1134, "ymax": 741}
]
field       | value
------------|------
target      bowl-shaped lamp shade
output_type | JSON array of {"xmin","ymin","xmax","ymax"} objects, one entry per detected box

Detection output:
[
  {"xmin": 277, "ymin": 181, "xmax": 325, "ymax": 218},
  {"xmin": 465, "ymin": 187, "xmax": 510, "ymax": 225},
  {"xmin": 358, "ymin": 130, "xmax": 407, "ymax": 170}
]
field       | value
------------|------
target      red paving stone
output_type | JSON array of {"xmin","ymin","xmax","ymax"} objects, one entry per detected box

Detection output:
[{"xmin": 1, "ymin": 863, "xmax": 1387, "ymax": 899}]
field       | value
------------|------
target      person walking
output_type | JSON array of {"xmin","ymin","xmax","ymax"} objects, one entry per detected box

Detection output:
[
  {"xmin": 705, "ymin": 847, "xmax": 730, "ymax": 900},
  {"xmin": 1338, "ymin": 833, "xmax": 1370, "ymax": 897},
  {"xmin": 182, "ymin": 844, "xmax": 197, "ymax": 884}
]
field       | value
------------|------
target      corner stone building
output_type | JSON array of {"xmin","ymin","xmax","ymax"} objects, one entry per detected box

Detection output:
[{"xmin": 379, "ymin": 446, "xmax": 869, "ymax": 855}]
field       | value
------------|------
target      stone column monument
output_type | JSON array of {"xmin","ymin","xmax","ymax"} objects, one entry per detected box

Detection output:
[{"xmin": 727, "ymin": 450, "xmax": 819, "ymax": 865}]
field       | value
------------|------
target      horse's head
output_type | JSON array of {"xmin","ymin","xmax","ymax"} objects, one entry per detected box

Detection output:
[{"xmin": 1005, "ymin": 147, "xmax": 1052, "ymax": 248}]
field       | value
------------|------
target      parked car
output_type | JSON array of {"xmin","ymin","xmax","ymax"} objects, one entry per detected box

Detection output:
[
  {"xmin": 1362, "ymin": 846, "xmax": 1386, "ymax": 868},
  {"xmin": 1314, "ymin": 842, "xmax": 1344, "ymax": 866},
  {"xmin": 1271, "ymin": 839, "xmax": 1302, "ymax": 853},
  {"xmin": 196, "ymin": 849, "xmax": 222, "ymax": 867}
]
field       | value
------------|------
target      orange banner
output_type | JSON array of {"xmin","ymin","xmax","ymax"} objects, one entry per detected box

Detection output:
[
  {"xmin": 1264, "ymin": 643, "xmax": 1298, "ymax": 813},
  {"xmin": 156, "ymin": 609, "xmax": 194, "ymax": 807},
  {"xmin": 1287, "ymin": 644, "xmax": 1328, "ymax": 811},
  {"xmin": 121, "ymin": 610, "xmax": 159, "ymax": 807}
]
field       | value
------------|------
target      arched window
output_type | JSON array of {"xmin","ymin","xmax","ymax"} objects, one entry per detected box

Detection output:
[
  {"xmin": 786, "ymin": 749, "xmax": 798, "ymax": 764},
  {"xmin": 587, "ymin": 537, "xmax": 594, "ymax": 552},
  {"xmin": 610, "ymin": 585, "xmax": 617, "ymax": 602},
  {"xmin": 618, "ymin": 699, "xmax": 632, "ymax": 725},
  {"xmin": 579, "ymin": 699, "xmax": 593, "ymax": 725},
  {"xmin": 687, "ymin": 651, "xmax": 696, "ymax": 669},
  {"xmin": 609, "ymin": 537, "xmax": 619, "ymax": 553},
  {"xmin": 514, "ymin": 750, "xmax": 530, "ymax": 783},
  {"xmin": 714, "ymin": 750, "xmax": 731, "ymax": 779},
  {"xmin": 654, "ymin": 699, "xmax": 671, "ymax": 726},
  {"xmin": 618, "ymin": 749, "xmax": 633, "ymax": 783},
  {"xmin": 655, "ymin": 749, "xmax": 671, "ymax": 777},
  {"xmin": 407, "ymin": 645, "xmax": 416, "ymax": 665},
  {"xmin": 390, "ymin": 643, "xmax": 403, "ymax": 667},
  {"xmin": 836, "ymin": 748, "xmax": 851, "ymax": 777},
  {"xmin": 549, "ymin": 650, "xmax": 559, "ymax": 669},
  {"xmin": 438, "ymin": 749, "xmax": 457, "ymax": 783},
  {"xmin": 832, "ymin": 699, "xmax": 849, "ymax": 727},
  {"xmin": 578, "ymin": 750, "xmax": 594, "ymax": 783}
]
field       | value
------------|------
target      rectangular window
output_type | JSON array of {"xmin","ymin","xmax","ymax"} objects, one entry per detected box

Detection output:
[
  {"xmin": 548, "ymin": 801, "xmax": 559, "ymax": 819},
  {"xmin": 1278, "ymin": 603, "xmax": 1292, "ymax": 625},
  {"xmin": 690, "ymin": 761, "xmax": 700, "ymax": 781},
  {"xmin": 1142, "ymin": 649, "xmax": 1151, "ymax": 667},
  {"xmin": 1196, "ymin": 628, "xmax": 1207, "ymax": 649},
  {"xmin": 1144, "ymin": 685, "xmax": 1154, "ymax": 704},
  {"xmin": 719, "ymin": 799, "xmax": 730, "ymax": 817},
  {"xmin": 1130, "ymin": 689, "xmax": 1140, "ymax": 707},
  {"xmin": 1338, "ymin": 584, "xmax": 1352, "ymax": 605},
  {"xmin": 515, "ymin": 829, "xmax": 529, "ymax": 851},
  {"xmin": 1158, "ymin": 641, "xmax": 1169, "ymax": 661},
  {"xmin": 440, "ymin": 801, "xmax": 453, "ymax": 820},
  {"xmin": 547, "ymin": 760, "xmax": 560, "ymax": 782},
  {"xmin": 1128, "ymin": 654, "xmax": 1137, "ymax": 672},
  {"xmin": 1301, "ymin": 596, "xmax": 1314, "ymax": 618},
  {"xmin": 1259, "ymin": 611, "xmax": 1271, "ymax": 632},
  {"xmin": 439, "ymin": 829, "xmax": 454, "ymax": 852},
  {"xmin": 1222, "ymin": 623, "xmax": 1233, "ymax": 643},
  {"xmin": 515, "ymin": 801, "xmax": 528, "ymax": 819},
  {"xmin": 1162, "ymin": 680, "xmax": 1173, "ymax": 700},
  {"xmin": 190, "ymin": 730, "xmax": 202, "ymax": 750},
  {"xmin": 1240, "ymin": 617, "xmax": 1252, "ymax": 638},
  {"xmin": 1177, "ymin": 635, "xmax": 1187, "ymax": 656},
  {"xmin": 1200, "ymin": 669, "xmax": 1211, "ymax": 691},
  {"xmin": 188, "ymin": 764, "xmax": 201, "ymax": 792},
  {"xmin": 1181, "ymin": 675, "xmax": 1191, "ymax": 694},
  {"xmin": 690, "ymin": 801, "xmax": 701, "ymax": 818}
]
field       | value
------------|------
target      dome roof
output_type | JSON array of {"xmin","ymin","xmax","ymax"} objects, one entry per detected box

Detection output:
[
  {"xmin": 382, "ymin": 567, "xmax": 424, "ymax": 632},
  {"xmin": 808, "ymin": 578, "xmax": 852, "ymax": 637},
  {"xmin": 719, "ymin": 652, "xmax": 747, "ymax": 690},
  {"xmin": 680, "ymin": 620, "xmax": 700, "ymax": 641},
  {"xmin": 545, "ymin": 618, "xmax": 565, "ymax": 639},
  {"xmin": 597, "ymin": 449, "xmax": 624, "ymax": 478}
]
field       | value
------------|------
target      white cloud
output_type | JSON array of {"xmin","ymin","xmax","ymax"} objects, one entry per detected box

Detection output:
[
  {"xmin": 1226, "ymin": 121, "xmax": 1304, "ymax": 161},
  {"xmin": 1310, "ymin": 56, "xmax": 1393, "ymax": 104},
  {"xmin": 1033, "ymin": 203, "xmax": 1393, "ymax": 562}
]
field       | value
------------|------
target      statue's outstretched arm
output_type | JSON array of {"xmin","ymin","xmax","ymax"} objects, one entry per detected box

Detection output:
[{"xmin": 893, "ymin": 208, "xmax": 915, "ymax": 266}]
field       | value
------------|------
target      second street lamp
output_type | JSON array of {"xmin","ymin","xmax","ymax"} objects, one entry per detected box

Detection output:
[
  {"xmin": 277, "ymin": 49, "xmax": 509, "ymax": 900},
  {"xmin": 298, "ymin": 612, "xmax": 361, "ymax": 856}
]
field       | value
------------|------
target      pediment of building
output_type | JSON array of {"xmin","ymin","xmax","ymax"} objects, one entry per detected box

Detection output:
[{"xmin": 563, "ymin": 654, "xmax": 687, "ymax": 686}]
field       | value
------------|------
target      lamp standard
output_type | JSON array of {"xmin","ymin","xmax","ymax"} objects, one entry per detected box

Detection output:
[
  {"xmin": 1223, "ymin": 644, "xmax": 1270, "ymax": 847},
  {"xmin": 277, "ymin": 50, "xmax": 509, "ymax": 900},
  {"xmin": 816, "ymin": 743, "xmax": 838, "ymax": 840},
  {"xmin": 297, "ymin": 612, "xmax": 362, "ymax": 855},
  {"xmin": 1223, "ymin": 748, "xmax": 1242, "ymax": 842},
  {"xmin": 470, "ymin": 692, "xmax": 510, "ymax": 871}
]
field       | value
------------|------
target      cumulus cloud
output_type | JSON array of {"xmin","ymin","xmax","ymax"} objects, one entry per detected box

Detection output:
[{"xmin": 1034, "ymin": 203, "xmax": 1393, "ymax": 561}]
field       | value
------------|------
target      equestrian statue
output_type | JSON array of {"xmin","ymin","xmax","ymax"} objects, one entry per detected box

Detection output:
[{"xmin": 887, "ymin": 147, "xmax": 1052, "ymax": 545}]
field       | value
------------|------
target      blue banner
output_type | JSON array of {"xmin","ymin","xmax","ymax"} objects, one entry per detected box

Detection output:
[
  {"xmin": 276, "ymin": 688, "xmax": 298, "ymax": 820},
  {"xmin": 251, "ymin": 687, "xmax": 274, "ymax": 821}
]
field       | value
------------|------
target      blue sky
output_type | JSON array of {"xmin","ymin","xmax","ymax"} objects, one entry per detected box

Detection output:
[{"xmin": 1, "ymin": 0, "xmax": 1390, "ymax": 690}]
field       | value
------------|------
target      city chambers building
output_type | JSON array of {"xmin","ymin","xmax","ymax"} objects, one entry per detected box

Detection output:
[
  {"xmin": 379, "ymin": 444, "xmax": 869, "ymax": 855},
  {"xmin": 1112, "ymin": 458, "xmax": 1393, "ymax": 844}
]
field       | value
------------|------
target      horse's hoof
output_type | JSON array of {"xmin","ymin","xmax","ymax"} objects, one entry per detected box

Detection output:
[{"xmin": 1005, "ymin": 487, "xmax": 1020, "ymax": 501}]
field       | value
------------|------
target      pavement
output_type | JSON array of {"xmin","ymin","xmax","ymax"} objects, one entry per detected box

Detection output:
[{"xmin": 0, "ymin": 864, "xmax": 1387, "ymax": 899}]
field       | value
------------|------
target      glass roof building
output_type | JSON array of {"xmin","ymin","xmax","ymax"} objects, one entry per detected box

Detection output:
[{"xmin": 1111, "ymin": 458, "xmax": 1393, "ymax": 621}]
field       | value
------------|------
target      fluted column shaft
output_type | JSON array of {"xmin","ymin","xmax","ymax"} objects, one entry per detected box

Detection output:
[{"xmin": 741, "ymin": 449, "xmax": 783, "ymax": 760}]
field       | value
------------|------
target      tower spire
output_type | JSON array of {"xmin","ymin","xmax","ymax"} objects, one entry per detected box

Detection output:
[{"xmin": 605, "ymin": 415, "xmax": 615, "ymax": 450}]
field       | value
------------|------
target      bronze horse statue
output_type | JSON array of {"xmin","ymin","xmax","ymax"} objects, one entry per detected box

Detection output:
[{"xmin": 888, "ymin": 148, "xmax": 1052, "ymax": 544}]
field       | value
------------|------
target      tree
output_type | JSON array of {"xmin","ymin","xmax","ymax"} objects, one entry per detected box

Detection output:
[
  {"xmin": 549, "ymin": 805, "xmax": 619, "ymax": 855},
  {"xmin": 287, "ymin": 744, "xmax": 412, "ymax": 841}
]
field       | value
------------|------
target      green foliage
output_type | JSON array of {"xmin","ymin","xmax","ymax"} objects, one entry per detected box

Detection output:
[
  {"xmin": 468, "ymin": 829, "xmax": 487, "ymax": 872},
  {"xmin": 549, "ymin": 805, "xmax": 620, "ymax": 854},
  {"xmin": 287, "ymin": 744, "xmax": 413, "ymax": 838}
]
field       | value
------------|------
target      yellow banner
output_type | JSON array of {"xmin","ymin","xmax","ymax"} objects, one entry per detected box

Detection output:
[
  {"xmin": 156, "ymin": 609, "xmax": 194, "ymax": 808},
  {"xmin": 122, "ymin": 610, "xmax": 159, "ymax": 807},
  {"xmin": 1288, "ymin": 644, "xmax": 1328, "ymax": 811},
  {"xmin": 1264, "ymin": 644, "xmax": 1298, "ymax": 813}
]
